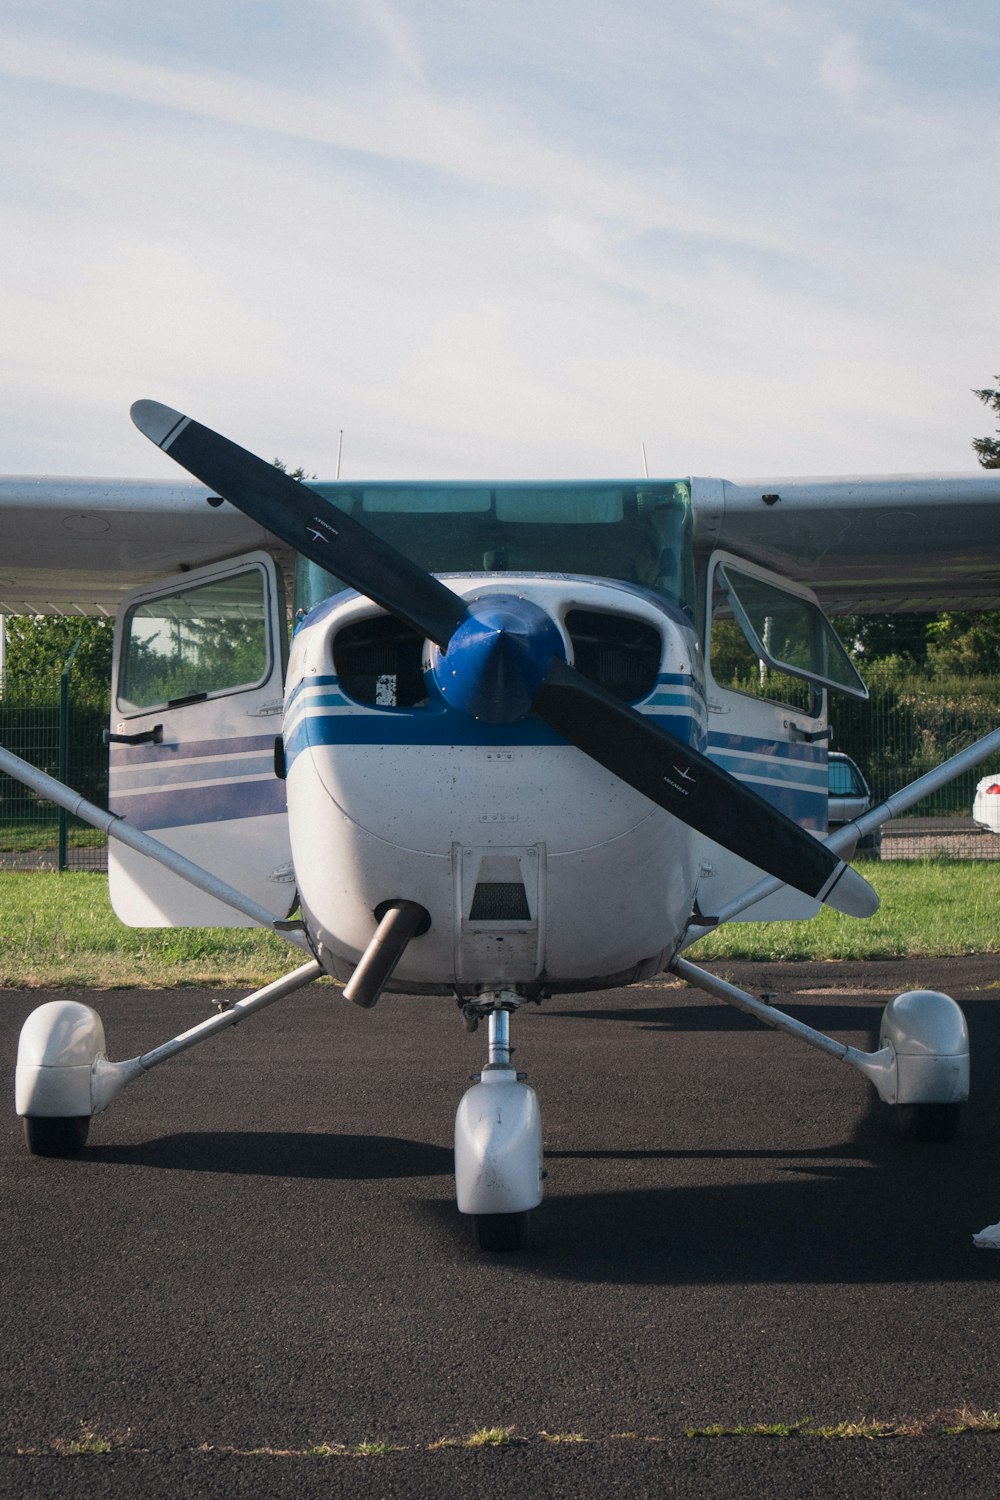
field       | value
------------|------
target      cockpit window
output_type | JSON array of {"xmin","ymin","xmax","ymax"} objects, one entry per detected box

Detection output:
[
  {"xmin": 117, "ymin": 567, "xmax": 270, "ymax": 712},
  {"xmin": 295, "ymin": 480, "xmax": 694, "ymax": 615},
  {"xmin": 717, "ymin": 564, "xmax": 868, "ymax": 700}
]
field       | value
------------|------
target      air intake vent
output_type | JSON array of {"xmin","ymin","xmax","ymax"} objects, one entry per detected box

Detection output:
[
  {"xmin": 565, "ymin": 609, "xmax": 662, "ymax": 702},
  {"xmin": 469, "ymin": 881, "xmax": 531, "ymax": 921},
  {"xmin": 333, "ymin": 616, "xmax": 427, "ymax": 707}
]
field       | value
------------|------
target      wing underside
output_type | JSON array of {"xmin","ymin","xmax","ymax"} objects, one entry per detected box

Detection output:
[
  {"xmin": 0, "ymin": 470, "xmax": 998, "ymax": 616},
  {"xmin": 695, "ymin": 473, "xmax": 1000, "ymax": 614},
  {"xmin": 0, "ymin": 477, "xmax": 284, "ymax": 614}
]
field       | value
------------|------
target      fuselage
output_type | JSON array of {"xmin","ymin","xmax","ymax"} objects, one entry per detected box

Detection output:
[{"xmin": 284, "ymin": 575, "xmax": 707, "ymax": 995}]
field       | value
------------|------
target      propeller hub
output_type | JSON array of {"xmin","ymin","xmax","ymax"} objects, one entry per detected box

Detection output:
[{"xmin": 428, "ymin": 595, "xmax": 566, "ymax": 723}]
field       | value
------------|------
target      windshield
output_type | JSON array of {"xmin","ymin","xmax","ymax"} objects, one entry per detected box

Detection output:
[{"xmin": 294, "ymin": 480, "xmax": 694, "ymax": 615}]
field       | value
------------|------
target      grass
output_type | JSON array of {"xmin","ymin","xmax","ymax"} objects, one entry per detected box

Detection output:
[
  {"xmin": 688, "ymin": 859, "xmax": 1000, "ymax": 963},
  {"xmin": 0, "ymin": 871, "xmax": 292, "ymax": 988},
  {"xmin": 46, "ymin": 1424, "xmax": 126, "ymax": 1455},
  {"xmin": 0, "ymin": 815, "xmax": 107, "ymax": 854},
  {"xmin": 23, "ymin": 1410, "xmax": 1000, "ymax": 1456},
  {"xmin": 302, "ymin": 1439, "xmax": 403, "ymax": 1457},
  {"xmin": 58, "ymin": 1433, "xmax": 115, "ymax": 1455},
  {"xmin": 0, "ymin": 860, "xmax": 998, "ymax": 989},
  {"xmin": 428, "ymin": 1426, "xmax": 521, "ymax": 1450},
  {"xmin": 685, "ymin": 1409, "xmax": 1000, "ymax": 1439}
]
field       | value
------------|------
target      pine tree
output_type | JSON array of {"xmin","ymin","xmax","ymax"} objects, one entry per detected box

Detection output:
[{"xmin": 972, "ymin": 379, "xmax": 1000, "ymax": 468}]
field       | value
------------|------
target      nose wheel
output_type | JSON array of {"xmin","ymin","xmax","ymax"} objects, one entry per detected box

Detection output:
[
  {"xmin": 454, "ymin": 993, "xmax": 543, "ymax": 1251},
  {"xmin": 474, "ymin": 1210, "xmax": 530, "ymax": 1252}
]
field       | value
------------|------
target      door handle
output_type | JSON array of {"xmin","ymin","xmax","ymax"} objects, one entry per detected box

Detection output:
[
  {"xmin": 784, "ymin": 722, "xmax": 830, "ymax": 743},
  {"xmin": 103, "ymin": 724, "xmax": 163, "ymax": 747}
]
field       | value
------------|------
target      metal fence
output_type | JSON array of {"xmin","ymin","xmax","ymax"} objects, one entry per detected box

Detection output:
[
  {"xmin": 830, "ymin": 681, "xmax": 1000, "ymax": 860},
  {"xmin": 0, "ymin": 682, "xmax": 998, "ymax": 871},
  {"xmin": 0, "ymin": 704, "xmax": 108, "ymax": 871}
]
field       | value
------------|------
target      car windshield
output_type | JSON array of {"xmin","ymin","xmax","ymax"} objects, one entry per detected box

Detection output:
[
  {"xmin": 829, "ymin": 758, "xmax": 864, "ymax": 796},
  {"xmin": 294, "ymin": 480, "xmax": 694, "ymax": 614}
]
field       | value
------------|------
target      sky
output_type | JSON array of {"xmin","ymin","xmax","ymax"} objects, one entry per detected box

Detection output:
[{"xmin": 2, "ymin": 0, "xmax": 998, "ymax": 483}]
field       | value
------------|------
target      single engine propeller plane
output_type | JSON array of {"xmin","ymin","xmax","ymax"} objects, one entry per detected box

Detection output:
[{"xmin": 7, "ymin": 402, "xmax": 1000, "ymax": 1248}]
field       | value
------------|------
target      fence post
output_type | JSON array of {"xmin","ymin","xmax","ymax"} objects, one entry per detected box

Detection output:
[{"xmin": 57, "ymin": 638, "xmax": 81, "ymax": 872}]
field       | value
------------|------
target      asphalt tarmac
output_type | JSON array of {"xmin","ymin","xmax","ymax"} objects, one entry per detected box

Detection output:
[{"xmin": 4, "ymin": 956, "xmax": 1000, "ymax": 1497}]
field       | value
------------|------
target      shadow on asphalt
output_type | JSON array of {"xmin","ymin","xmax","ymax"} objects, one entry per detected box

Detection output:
[
  {"xmin": 423, "ymin": 1145, "xmax": 1000, "ymax": 1285},
  {"xmin": 507, "ymin": 1170, "xmax": 1000, "ymax": 1285},
  {"xmin": 86, "ymin": 1131, "xmax": 453, "ymax": 1178},
  {"xmin": 545, "ymin": 1001, "xmax": 884, "ymax": 1036},
  {"xmin": 68, "ymin": 989, "xmax": 1000, "ymax": 1287}
]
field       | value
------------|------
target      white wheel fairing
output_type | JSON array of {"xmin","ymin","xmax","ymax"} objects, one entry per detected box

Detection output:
[{"xmin": 16, "ymin": 1001, "xmax": 106, "ymax": 1118}]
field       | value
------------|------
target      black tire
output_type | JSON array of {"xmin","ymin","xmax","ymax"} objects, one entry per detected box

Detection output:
[
  {"xmin": 473, "ymin": 1212, "xmax": 529, "ymax": 1252},
  {"xmin": 23, "ymin": 1116, "xmax": 90, "ymax": 1157},
  {"xmin": 896, "ymin": 1102, "xmax": 960, "ymax": 1143}
]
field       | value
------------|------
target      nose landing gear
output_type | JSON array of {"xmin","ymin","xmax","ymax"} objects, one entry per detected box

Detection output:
[{"xmin": 455, "ymin": 991, "xmax": 543, "ymax": 1251}]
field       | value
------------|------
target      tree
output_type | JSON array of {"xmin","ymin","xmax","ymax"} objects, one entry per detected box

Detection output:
[
  {"xmin": 838, "ymin": 614, "xmax": 931, "ymax": 669},
  {"xmin": 972, "ymin": 378, "xmax": 1000, "ymax": 468},
  {"xmin": 2, "ymin": 616, "xmax": 113, "ymax": 708},
  {"xmin": 925, "ymin": 611, "xmax": 1000, "ymax": 676}
]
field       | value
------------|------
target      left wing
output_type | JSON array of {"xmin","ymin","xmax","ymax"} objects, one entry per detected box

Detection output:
[{"xmin": 0, "ymin": 476, "xmax": 283, "ymax": 614}]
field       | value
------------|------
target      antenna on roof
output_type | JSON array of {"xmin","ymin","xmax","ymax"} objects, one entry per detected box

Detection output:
[
  {"xmin": 640, "ymin": 441, "xmax": 649, "ymax": 479},
  {"xmin": 336, "ymin": 430, "xmax": 344, "ymax": 481}
]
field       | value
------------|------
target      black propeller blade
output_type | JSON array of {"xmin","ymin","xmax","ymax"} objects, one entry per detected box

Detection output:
[
  {"xmin": 130, "ymin": 400, "xmax": 876, "ymax": 918},
  {"xmin": 130, "ymin": 400, "xmax": 468, "ymax": 651},
  {"xmin": 533, "ymin": 658, "xmax": 874, "ymax": 916}
]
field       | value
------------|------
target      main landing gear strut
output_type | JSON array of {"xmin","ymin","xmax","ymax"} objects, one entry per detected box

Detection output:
[{"xmin": 455, "ymin": 991, "xmax": 543, "ymax": 1251}]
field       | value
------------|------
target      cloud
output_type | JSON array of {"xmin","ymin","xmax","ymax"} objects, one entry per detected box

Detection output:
[
  {"xmin": 817, "ymin": 31, "xmax": 876, "ymax": 104},
  {"xmin": 0, "ymin": 2, "xmax": 997, "ymax": 480}
]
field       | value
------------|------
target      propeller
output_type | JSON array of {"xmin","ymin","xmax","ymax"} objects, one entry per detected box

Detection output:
[{"xmin": 130, "ymin": 400, "xmax": 877, "ymax": 919}]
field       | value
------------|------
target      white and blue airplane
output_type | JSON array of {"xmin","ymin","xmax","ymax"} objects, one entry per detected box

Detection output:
[{"xmin": 6, "ymin": 401, "xmax": 1000, "ymax": 1248}]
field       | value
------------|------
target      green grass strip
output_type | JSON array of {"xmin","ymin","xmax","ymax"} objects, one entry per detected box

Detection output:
[
  {"xmin": 0, "ymin": 860, "xmax": 998, "ymax": 989},
  {"xmin": 689, "ymin": 858, "xmax": 1000, "ymax": 963},
  {"xmin": 0, "ymin": 872, "xmax": 292, "ymax": 988}
]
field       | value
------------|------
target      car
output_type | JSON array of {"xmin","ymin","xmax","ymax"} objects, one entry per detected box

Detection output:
[
  {"xmin": 973, "ymin": 773, "xmax": 1000, "ymax": 834},
  {"xmin": 827, "ymin": 751, "xmax": 881, "ymax": 857}
]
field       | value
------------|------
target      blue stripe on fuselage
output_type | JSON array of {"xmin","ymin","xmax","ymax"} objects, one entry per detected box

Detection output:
[
  {"xmin": 282, "ymin": 672, "xmax": 707, "ymax": 764},
  {"xmin": 108, "ymin": 777, "xmax": 286, "ymax": 831},
  {"xmin": 707, "ymin": 729, "xmax": 826, "ymax": 826}
]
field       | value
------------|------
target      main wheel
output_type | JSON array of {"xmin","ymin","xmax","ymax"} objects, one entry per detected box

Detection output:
[
  {"xmin": 23, "ymin": 1116, "xmax": 90, "ymax": 1157},
  {"xmin": 473, "ymin": 1212, "xmax": 529, "ymax": 1252},
  {"xmin": 896, "ymin": 1102, "xmax": 960, "ymax": 1143}
]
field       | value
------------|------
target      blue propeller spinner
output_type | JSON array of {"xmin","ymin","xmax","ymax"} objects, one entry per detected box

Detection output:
[{"xmin": 429, "ymin": 596, "xmax": 566, "ymax": 723}]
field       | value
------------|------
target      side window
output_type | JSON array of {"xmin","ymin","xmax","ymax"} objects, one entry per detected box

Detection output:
[
  {"xmin": 708, "ymin": 558, "xmax": 867, "ymax": 711},
  {"xmin": 118, "ymin": 567, "xmax": 271, "ymax": 713},
  {"xmin": 709, "ymin": 572, "xmax": 818, "ymax": 714}
]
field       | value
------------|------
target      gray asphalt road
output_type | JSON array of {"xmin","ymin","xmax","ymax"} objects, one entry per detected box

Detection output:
[{"xmin": 4, "ymin": 957, "xmax": 1000, "ymax": 1497}]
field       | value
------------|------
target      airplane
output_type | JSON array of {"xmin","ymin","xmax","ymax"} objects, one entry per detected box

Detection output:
[{"xmin": 6, "ymin": 400, "xmax": 1000, "ymax": 1249}]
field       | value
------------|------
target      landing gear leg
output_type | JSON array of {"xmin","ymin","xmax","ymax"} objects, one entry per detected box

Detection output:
[{"xmin": 454, "ymin": 992, "xmax": 543, "ymax": 1251}]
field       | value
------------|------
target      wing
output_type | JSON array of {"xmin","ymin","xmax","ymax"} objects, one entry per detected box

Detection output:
[
  {"xmin": 2, "ymin": 469, "xmax": 999, "ymax": 616},
  {"xmin": 692, "ymin": 472, "xmax": 1000, "ymax": 614},
  {"xmin": 0, "ymin": 476, "xmax": 285, "ymax": 614}
]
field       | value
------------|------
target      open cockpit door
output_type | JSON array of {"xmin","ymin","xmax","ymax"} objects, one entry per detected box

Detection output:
[
  {"xmin": 108, "ymin": 551, "xmax": 295, "ymax": 925},
  {"xmin": 697, "ymin": 553, "xmax": 868, "ymax": 922}
]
